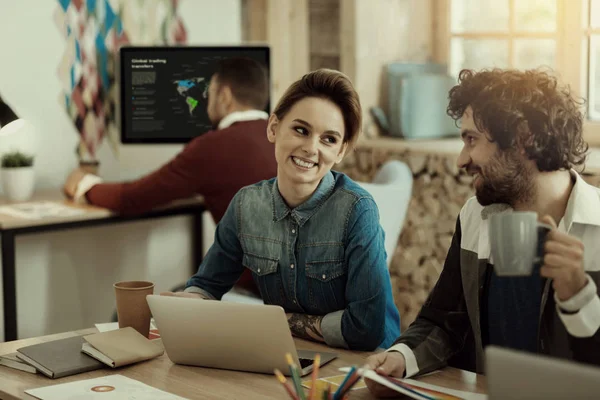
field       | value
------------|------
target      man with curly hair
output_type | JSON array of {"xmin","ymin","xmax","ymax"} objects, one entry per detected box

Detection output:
[{"xmin": 366, "ymin": 68, "xmax": 600, "ymax": 397}]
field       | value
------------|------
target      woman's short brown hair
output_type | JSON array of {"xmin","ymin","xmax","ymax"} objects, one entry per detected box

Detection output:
[
  {"xmin": 447, "ymin": 68, "xmax": 588, "ymax": 171},
  {"xmin": 272, "ymin": 69, "xmax": 362, "ymax": 149}
]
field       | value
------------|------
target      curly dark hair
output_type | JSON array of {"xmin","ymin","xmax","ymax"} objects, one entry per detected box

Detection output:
[{"xmin": 447, "ymin": 68, "xmax": 588, "ymax": 171}]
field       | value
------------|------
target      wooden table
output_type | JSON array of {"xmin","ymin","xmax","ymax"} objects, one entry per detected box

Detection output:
[
  {"xmin": 0, "ymin": 328, "xmax": 487, "ymax": 399},
  {"xmin": 0, "ymin": 191, "xmax": 205, "ymax": 341}
]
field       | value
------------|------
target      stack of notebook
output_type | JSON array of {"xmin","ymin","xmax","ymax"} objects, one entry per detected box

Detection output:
[
  {"xmin": 0, "ymin": 327, "xmax": 163, "ymax": 379},
  {"xmin": 0, "ymin": 352, "xmax": 37, "ymax": 374},
  {"xmin": 81, "ymin": 327, "xmax": 163, "ymax": 368},
  {"xmin": 11, "ymin": 336, "xmax": 104, "ymax": 379}
]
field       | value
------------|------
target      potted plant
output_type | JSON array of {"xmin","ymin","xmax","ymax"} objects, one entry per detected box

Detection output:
[{"xmin": 1, "ymin": 151, "xmax": 35, "ymax": 201}]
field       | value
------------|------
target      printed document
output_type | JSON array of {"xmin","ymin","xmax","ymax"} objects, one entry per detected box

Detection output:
[
  {"xmin": 0, "ymin": 201, "xmax": 85, "ymax": 220},
  {"xmin": 25, "ymin": 374, "xmax": 187, "ymax": 400}
]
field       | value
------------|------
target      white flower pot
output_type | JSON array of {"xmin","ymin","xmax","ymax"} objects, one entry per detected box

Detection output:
[{"xmin": 1, "ymin": 167, "xmax": 35, "ymax": 202}]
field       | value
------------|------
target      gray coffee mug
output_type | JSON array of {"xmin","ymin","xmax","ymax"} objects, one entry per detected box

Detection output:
[{"xmin": 489, "ymin": 212, "xmax": 552, "ymax": 276}]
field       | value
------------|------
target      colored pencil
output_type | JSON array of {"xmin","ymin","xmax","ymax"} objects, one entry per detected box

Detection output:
[
  {"xmin": 286, "ymin": 353, "xmax": 307, "ymax": 400},
  {"xmin": 335, "ymin": 370, "xmax": 362, "ymax": 399},
  {"xmin": 309, "ymin": 354, "xmax": 321, "ymax": 400},
  {"xmin": 333, "ymin": 366, "xmax": 356, "ymax": 399},
  {"xmin": 322, "ymin": 383, "xmax": 331, "ymax": 400},
  {"xmin": 274, "ymin": 368, "xmax": 300, "ymax": 400}
]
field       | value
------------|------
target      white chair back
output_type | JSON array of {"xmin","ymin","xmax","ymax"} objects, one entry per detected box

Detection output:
[{"xmin": 358, "ymin": 160, "xmax": 413, "ymax": 267}]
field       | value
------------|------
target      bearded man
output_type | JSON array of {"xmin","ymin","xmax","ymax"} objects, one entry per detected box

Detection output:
[{"xmin": 365, "ymin": 68, "xmax": 600, "ymax": 397}]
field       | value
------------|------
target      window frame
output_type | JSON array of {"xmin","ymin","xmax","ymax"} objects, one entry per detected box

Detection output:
[{"xmin": 433, "ymin": 0, "xmax": 600, "ymax": 146}]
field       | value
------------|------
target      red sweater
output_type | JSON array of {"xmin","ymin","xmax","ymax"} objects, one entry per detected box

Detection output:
[{"xmin": 86, "ymin": 119, "xmax": 277, "ymax": 290}]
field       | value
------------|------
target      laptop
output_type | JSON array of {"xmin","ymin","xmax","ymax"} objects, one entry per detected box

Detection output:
[
  {"xmin": 486, "ymin": 345, "xmax": 600, "ymax": 399},
  {"xmin": 146, "ymin": 295, "xmax": 337, "ymax": 376}
]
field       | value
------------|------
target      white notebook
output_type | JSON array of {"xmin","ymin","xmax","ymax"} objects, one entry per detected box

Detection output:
[{"xmin": 25, "ymin": 375, "xmax": 187, "ymax": 400}]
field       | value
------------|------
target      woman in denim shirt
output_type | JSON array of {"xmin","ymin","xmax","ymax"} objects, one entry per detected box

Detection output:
[{"xmin": 170, "ymin": 69, "xmax": 401, "ymax": 351}]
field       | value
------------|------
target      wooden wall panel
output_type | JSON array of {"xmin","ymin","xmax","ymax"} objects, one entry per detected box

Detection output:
[
  {"xmin": 341, "ymin": 0, "xmax": 433, "ymax": 122},
  {"xmin": 242, "ymin": 0, "xmax": 310, "ymax": 106},
  {"xmin": 309, "ymin": 0, "xmax": 340, "ymax": 70}
]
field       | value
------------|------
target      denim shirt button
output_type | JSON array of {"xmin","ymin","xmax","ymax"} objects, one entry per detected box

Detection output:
[
  {"xmin": 257, "ymin": 268, "xmax": 261, "ymax": 273},
  {"xmin": 322, "ymin": 274, "xmax": 326, "ymax": 279},
  {"xmin": 290, "ymin": 264, "xmax": 295, "ymax": 269},
  {"xmin": 292, "ymin": 229, "xmax": 296, "ymax": 234}
]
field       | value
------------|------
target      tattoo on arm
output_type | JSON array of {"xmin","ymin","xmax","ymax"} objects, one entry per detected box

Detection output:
[{"xmin": 287, "ymin": 314, "xmax": 325, "ymax": 342}]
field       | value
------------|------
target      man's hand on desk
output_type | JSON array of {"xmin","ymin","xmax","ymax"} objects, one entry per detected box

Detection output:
[
  {"xmin": 63, "ymin": 168, "xmax": 88, "ymax": 199},
  {"xmin": 160, "ymin": 291, "xmax": 212, "ymax": 300},
  {"xmin": 364, "ymin": 351, "xmax": 406, "ymax": 398}
]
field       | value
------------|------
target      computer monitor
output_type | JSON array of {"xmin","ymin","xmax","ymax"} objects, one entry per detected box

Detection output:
[{"xmin": 119, "ymin": 46, "xmax": 270, "ymax": 144}]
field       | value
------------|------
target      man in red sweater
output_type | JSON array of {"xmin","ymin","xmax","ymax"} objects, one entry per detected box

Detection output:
[{"xmin": 63, "ymin": 57, "xmax": 277, "ymax": 291}]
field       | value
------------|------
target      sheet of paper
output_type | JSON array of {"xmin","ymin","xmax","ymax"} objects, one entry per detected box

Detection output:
[
  {"xmin": 94, "ymin": 322, "xmax": 119, "ymax": 332},
  {"xmin": 0, "ymin": 201, "xmax": 85, "ymax": 220},
  {"xmin": 339, "ymin": 367, "xmax": 487, "ymax": 400},
  {"xmin": 302, "ymin": 373, "xmax": 366, "ymax": 391},
  {"xmin": 94, "ymin": 320, "xmax": 160, "ymax": 338},
  {"xmin": 25, "ymin": 374, "xmax": 187, "ymax": 400}
]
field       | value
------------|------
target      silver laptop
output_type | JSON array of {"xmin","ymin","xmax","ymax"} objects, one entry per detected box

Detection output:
[
  {"xmin": 486, "ymin": 345, "xmax": 600, "ymax": 399},
  {"xmin": 146, "ymin": 295, "xmax": 337, "ymax": 376}
]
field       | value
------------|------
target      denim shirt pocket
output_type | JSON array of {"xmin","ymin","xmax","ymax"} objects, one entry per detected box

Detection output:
[
  {"xmin": 242, "ymin": 253, "xmax": 282, "ymax": 304},
  {"xmin": 305, "ymin": 260, "xmax": 347, "ymax": 311}
]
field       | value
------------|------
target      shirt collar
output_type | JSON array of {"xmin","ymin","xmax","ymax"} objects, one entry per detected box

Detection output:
[
  {"xmin": 272, "ymin": 171, "xmax": 336, "ymax": 226},
  {"xmin": 217, "ymin": 110, "xmax": 269, "ymax": 130},
  {"xmin": 563, "ymin": 169, "xmax": 600, "ymax": 230}
]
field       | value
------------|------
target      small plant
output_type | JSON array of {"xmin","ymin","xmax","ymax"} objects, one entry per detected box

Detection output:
[{"xmin": 1, "ymin": 151, "xmax": 34, "ymax": 168}]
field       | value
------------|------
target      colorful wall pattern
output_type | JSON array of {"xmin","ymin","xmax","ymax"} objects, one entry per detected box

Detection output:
[{"xmin": 54, "ymin": 0, "xmax": 187, "ymax": 159}]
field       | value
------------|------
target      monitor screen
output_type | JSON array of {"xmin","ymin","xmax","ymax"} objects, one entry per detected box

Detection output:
[{"xmin": 119, "ymin": 46, "xmax": 270, "ymax": 144}]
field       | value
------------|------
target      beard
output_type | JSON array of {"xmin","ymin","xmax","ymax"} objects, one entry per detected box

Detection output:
[{"xmin": 472, "ymin": 149, "xmax": 536, "ymax": 207}]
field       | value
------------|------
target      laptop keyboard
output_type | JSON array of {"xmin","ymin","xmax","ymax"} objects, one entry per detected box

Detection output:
[{"xmin": 299, "ymin": 358, "xmax": 313, "ymax": 369}]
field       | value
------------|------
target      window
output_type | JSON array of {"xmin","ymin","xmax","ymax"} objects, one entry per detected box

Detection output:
[
  {"xmin": 434, "ymin": 0, "xmax": 600, "ymax": 146},
  {"xmin": 448, "ymin": 0, "xmax": 557, "ymax": 76},
  {"xmin": 587, "ymin": 0, "xmax": 600, "ymax": 120}
]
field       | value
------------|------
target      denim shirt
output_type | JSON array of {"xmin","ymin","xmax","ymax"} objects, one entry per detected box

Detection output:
[{"xmin": 186, "ymin": 171, "xmax": 401, "ymax": 350}]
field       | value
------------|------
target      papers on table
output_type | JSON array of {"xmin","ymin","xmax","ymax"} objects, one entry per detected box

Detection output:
[
  {"xmin": 302, "ymin": 373, "xmax": 367, "ymax": 391},
  {"xmin": 95, "ymin": 320, "xmax": 157, "ymax": 333},
  {"xmin": 95, "ymin": 320, "xmax": 160, "ymax": 339},
  {"xmin": 94, "ymin": 322, "xmax": 119, "ymax": 332},
  {"xmin": 0, "ymin": 201, "xmax": 85, "ymax": 220},
  {"xmin": 25, "ymin": 374, "xmax": 187, "ymax": 400},
  {"xmin": 340, "ymin": 367, "xmax": 488, "ymax": 400}
]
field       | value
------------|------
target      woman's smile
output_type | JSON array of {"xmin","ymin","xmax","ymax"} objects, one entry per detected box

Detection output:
[{"xmin": 291, "ymin": 156, "xmax": 318, "ymax": 170}]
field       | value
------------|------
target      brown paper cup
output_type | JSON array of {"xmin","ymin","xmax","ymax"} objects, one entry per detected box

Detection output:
[{"xmin": 114, "ymin": 281, "xmax": 154, "ymax": 338}]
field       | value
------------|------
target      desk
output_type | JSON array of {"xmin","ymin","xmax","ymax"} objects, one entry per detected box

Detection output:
[
  {"xmin": 0, "ymin": 191, "xmax": 206, "ymax": 341},
  {"xmin": 0, "ymin": 328, "xmax": 487, "ymax": 399}
]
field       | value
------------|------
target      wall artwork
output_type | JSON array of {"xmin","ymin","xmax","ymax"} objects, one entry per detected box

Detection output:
[{"xmin": 54, "ymin": 0, "xmax": 187, "ymax": 160}]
